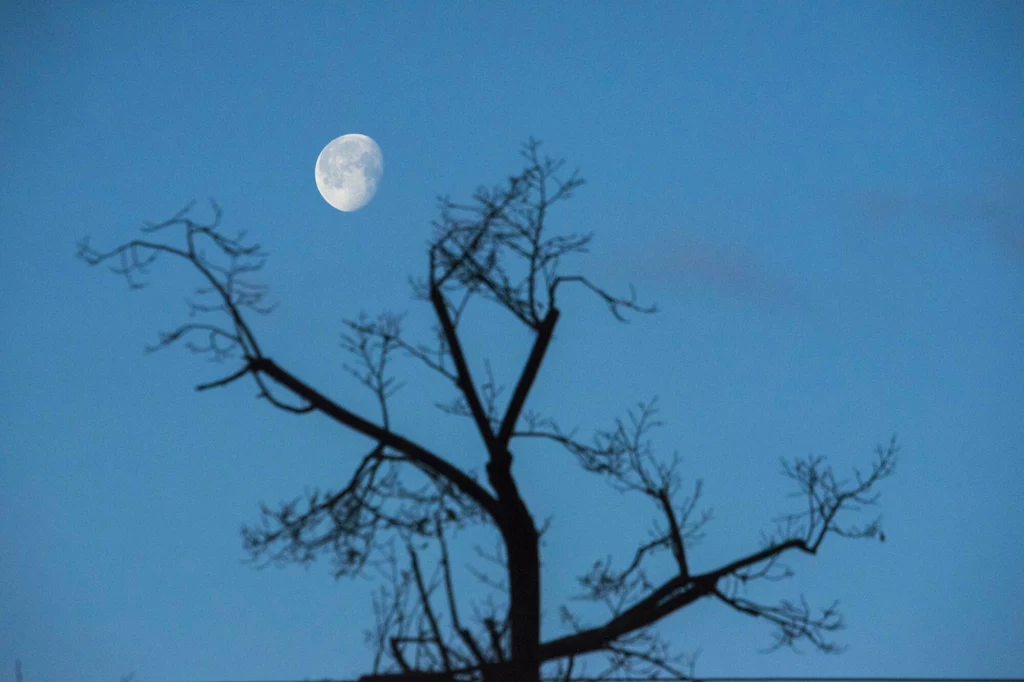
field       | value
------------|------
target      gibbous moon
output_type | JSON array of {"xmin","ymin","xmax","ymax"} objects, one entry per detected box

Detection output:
[{"xmin": 314, "ymin": 134, "xmax": 384, "ymax": 212}]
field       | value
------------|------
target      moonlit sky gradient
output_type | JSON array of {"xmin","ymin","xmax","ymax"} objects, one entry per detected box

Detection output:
[{"xmin": 1, "ymin": 3, "xmax": 1022, "ymax": 681}]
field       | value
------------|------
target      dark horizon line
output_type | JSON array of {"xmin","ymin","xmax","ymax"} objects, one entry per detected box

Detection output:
[{"xmin": 175, "ymin": 676, "xmax": 1024, "ymax": 682}]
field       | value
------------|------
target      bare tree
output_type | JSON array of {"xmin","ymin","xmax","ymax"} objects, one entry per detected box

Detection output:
[{"xmin": 78, "ymin": 140, "xmax": 897, "ymax": 682}]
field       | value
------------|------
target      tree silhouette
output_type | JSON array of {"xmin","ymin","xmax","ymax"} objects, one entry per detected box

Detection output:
[{"xmin": 78, "ymin": 140, "xmax": 897, "ymax": 682}]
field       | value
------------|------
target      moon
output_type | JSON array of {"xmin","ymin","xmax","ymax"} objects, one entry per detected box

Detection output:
[{"xmin": 314, "ymin": 134, "xmax": 384, "ymax": 212}]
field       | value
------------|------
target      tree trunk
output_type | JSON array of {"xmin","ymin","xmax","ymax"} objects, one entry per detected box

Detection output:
[
  {"xmin": 487, "ymin": 455, "xmax": 541, "ymax": 682},
  {"xmin": 504, "ymin": 507, "xmax": 540, "ymax": 682}
]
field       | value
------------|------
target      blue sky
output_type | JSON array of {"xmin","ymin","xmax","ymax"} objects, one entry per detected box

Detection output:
[{"xmin": 2, "ymin": 2, "xmax": 1022, "ymax": 681}]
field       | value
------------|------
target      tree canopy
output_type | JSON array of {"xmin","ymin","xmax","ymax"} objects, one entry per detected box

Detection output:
[{"xmin": 78, "ymin": 140, "xmax": 897, "ymax": 682}]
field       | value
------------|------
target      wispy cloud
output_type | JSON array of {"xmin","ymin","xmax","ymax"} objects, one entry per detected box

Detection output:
[
  {"xmin": 596, "ymin": 231, "xmax": 804, "ymax": 311},
  {"xmin": 851, "ymin": 179, "xmax": 1024, "ymax": 262}
]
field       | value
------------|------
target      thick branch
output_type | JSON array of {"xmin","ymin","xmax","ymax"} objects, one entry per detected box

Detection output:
[
  {"xmin": 429, "ymin": 287, "xmax": 498, "ymax": 456},
  {"xmin": 657, "ymin": 489, "xmax": 689, "ymax": 578},
  {"xmin": 250, "ymin": 357, "xmax": 500, "ymax": 523},
  {"xmin": 540, "ymin": 535, "xmax": 825, "ymax": 662},
  {"xmin": 495, "ymin": 307, "xmax": 559, "ymax": 448}
]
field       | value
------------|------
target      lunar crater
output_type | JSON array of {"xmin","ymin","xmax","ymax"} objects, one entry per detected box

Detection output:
[{"xmin": 315, "ymin": 134, "xmax": 384, "ymax": 212}]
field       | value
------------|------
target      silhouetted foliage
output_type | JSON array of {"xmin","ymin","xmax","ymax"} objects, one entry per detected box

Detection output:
[{"xmin": 79, "ymin": 140, "xmax": 897, "ymax": 682}]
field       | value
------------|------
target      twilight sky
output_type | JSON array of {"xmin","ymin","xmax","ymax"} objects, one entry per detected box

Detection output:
[{"xmin": 1, "ymin": 2, "xmax": 1022, "ymax": 681}]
